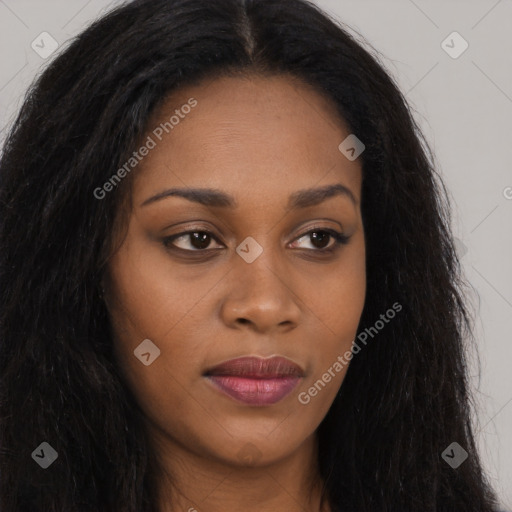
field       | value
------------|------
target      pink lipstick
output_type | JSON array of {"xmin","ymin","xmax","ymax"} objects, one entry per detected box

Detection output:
[{"xmin": 204, "ymin": 356, "xmax": 304, "ymax": 406}]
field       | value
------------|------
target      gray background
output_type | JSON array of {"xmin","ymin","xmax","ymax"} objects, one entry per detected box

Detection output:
[{"xmin": 0, "ymin": 0, "xmax": 511, "ymax": 508}]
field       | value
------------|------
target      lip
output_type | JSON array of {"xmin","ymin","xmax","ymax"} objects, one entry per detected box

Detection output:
[{"xmin": 204, "ymin": 356, "xmax": 304, "ymax": 406}]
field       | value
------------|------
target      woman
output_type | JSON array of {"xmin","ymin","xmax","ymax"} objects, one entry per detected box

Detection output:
[{"xmin": 0, "ymin": 0, "xmax": 500, "ymax": 510}]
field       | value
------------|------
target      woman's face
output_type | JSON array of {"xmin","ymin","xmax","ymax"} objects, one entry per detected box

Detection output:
[{"xmin": 104, "ymin": 73, "xmax": 366, "ymax": 468}]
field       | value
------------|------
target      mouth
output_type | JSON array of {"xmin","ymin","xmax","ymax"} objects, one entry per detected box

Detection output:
[{"xmin": 203, "ymin": 356, "xmax": 304, "ymax": 406}]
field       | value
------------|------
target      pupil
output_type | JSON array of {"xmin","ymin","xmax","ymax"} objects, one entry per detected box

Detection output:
[
  {"xmin": 311, "ymin": 231, "xmax": 329, "ymax": 249},
  {"xmin": 192, "ymin": 232, "xmax": 210, "ymax": 249}
]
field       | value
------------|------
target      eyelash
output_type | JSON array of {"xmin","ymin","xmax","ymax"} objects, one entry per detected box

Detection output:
[{"xmin": 162, "ymin": 227, "xmax": 350, "ymax": 256}]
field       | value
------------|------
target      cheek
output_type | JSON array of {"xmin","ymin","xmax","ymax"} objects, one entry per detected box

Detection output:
[
  {"xmin": 105, "ymin": 257, "xmax": 205, "ymax": 426},
  {"xmin": 105, "ymin": 233, "xmax": 210, "ymax": 343},
  {"xmin": 294, "ymin": 239, "xmax": 365, "ymax": 403},
  {"xmin": 296, "ymin": 238, "xmax": 366, "ymax": 338}
]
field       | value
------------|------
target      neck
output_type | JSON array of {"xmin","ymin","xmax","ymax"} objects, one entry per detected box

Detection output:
[{"xmin": 148, "ymin": 427, "xmax": 330, "ymax": 512}]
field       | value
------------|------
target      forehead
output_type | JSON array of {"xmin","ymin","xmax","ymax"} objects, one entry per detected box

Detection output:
[{"xmin": 133, "ymin": 73, "xmax": 362, "ymax": 206}]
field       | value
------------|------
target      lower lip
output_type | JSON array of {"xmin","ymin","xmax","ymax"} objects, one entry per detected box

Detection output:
[{"xmin": 205, "ymin": 375, "xmax": 301, "ymax": 405}]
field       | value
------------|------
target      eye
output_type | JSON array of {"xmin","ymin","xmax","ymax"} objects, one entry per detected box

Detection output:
[
  {"xmin": 290, "ymin": 228, "xmax": 350, "ymax": 252},
  {"xmin": 162, "ymin": 227, "xmax": 350, "ymax": 254},
  {"xmin": 163, "ymin": 230, "xmax": 223, "ymax": 251}
]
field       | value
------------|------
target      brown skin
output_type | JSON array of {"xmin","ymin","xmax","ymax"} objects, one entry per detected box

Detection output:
[{"xmin": 103, "ymin": 73, "xmax": 366, "ymax": 512}]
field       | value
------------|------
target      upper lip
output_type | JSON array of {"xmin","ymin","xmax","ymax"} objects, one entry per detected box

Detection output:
[{"xmin": 204, "ymin": 356, "xmax": 304, "ymax": 378}]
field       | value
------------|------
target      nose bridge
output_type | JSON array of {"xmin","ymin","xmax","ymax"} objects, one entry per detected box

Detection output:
[
  {"xmin": 222, "ymin": 234, "xmax": 301, "ymax": 330},
  {"xmin": 235, "ymin": 235, "xmax": 288, "ymax": 299}
]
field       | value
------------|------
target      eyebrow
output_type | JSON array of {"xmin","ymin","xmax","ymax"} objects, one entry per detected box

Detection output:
[{"xmin": 140, "ymin": 183, "xmax": 357, "ymax": 209}]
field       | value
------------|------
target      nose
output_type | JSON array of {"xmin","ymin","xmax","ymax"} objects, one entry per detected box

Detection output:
[{"xmin": 220, "ymin": 249, "xmax": 302, "ymax": 334}]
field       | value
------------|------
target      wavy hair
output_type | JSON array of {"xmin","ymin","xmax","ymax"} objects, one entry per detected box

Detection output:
[{"xmin": 0, "ymin": 0, "xmax": 499, "ymax": 510}]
